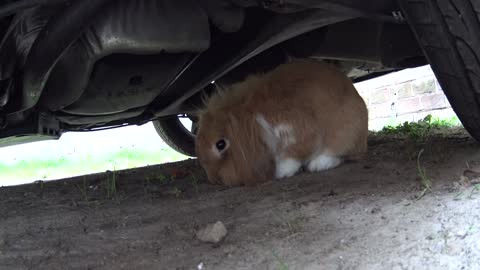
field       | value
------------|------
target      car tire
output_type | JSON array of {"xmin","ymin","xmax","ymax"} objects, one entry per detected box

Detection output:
[
  {"xmin": 399, "ymin": 0, "xmax": 480, "ymax": 140},
  {"xmin": 153, "ymin": 116, "xmax": 196, "ymax": 157}
]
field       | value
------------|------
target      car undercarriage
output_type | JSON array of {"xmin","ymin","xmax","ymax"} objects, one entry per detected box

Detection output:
[{"xmin": 0, "ymin": 0, "xmax": 431, "ymax": 151}]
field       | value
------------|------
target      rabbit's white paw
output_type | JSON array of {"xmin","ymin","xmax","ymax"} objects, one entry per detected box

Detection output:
[
  {"xmin": 307, "ymin": 154, "xmax": 341, "ymax": 172},
  {"xmin": 275, "ymin": 158, "xmax": 301, "ymax": 178}
]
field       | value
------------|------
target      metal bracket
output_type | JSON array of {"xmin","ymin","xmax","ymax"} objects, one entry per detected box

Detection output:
[{"xmin": 0, "ymin": 112, "xmax": 61, "ymax": 148}]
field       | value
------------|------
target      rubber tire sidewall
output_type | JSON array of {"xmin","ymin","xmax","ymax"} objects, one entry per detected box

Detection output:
[
  {"xmin": 153, "ymin": 117, "xmax": 196, "ymax": 157},
  {"xmin": 400, "ymin": 0, "xmax": 480, "ymax": 140}
]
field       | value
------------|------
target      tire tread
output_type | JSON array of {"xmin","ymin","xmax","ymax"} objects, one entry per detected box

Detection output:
[{"xmin": 401, "ymin": 0, "xmax": 480, "ymax": 140}]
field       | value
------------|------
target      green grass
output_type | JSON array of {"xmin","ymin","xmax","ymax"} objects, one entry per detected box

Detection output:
[
  {"xmin": 416, "ymin": 148, "xmax": 432, "ymax": 199},
  {"xmin": 105, "ymin": 169, "xmax": 118, "ymax": 200},
  {"xmin": 0, "ymin": 147, "xmax": 187, "ymax": 184},
  {"xmin": 375, "ymin": 115, "xmax": 462, "ymax": 140},
  {"xmin": 272, "ymin": 251, "xmax": 289, "ymax": 270},
  {"xmin": 74, "ymin": 176, "xmax": 88, "ymax": 201}
]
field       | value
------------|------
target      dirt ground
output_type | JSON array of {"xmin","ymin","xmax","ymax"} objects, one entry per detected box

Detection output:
[{"xmin": 1, "ymin": 128, "xmax": 480, "ymax": 270}]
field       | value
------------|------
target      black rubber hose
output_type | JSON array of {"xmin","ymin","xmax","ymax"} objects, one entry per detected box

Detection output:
[
  {"xmin": 20, "ymin": 0, "xmax": 113, "ymax": 112},
  {"xmin": 0, "ymin": 0, "xmax": 68, "ymax": 19}
]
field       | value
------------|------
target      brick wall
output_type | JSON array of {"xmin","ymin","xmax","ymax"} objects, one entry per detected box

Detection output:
[{"xmin": 354, "ymin": 65, "xmax": 456, "ymax": 130}]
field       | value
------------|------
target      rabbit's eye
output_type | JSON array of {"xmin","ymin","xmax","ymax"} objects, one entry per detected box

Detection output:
[{"xmin": 216, "ymin": 139, "xmax": 227, "ymax": 152}]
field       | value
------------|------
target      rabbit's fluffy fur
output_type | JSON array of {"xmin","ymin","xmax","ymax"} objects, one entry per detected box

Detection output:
[{"xmin": 196, "ymin": 59, "xmax": 368, "ymax": 186}]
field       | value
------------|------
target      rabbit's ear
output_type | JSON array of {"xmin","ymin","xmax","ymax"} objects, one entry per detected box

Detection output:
[{"xmin": 226, "ymin": 112, "xmax": 275, "ymax": 185}]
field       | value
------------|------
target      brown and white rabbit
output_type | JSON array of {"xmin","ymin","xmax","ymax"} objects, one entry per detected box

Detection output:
[{"xmin": 195, "ymin": 59, "xmax": 368, "ymax": 186}]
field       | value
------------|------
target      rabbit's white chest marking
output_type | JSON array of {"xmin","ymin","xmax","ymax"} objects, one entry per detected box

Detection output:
[
  {"xmin": 255, "ymin": 114, "xmax": 296, "ymax": 153},
  {"xmin": 273, "ymin": 124, "xmax": 296, "ymax": 147},
  {"xmin": 307, "ymin": 154, "xmax": 341, "ymax": 172},
  {"xmin": 256, "ymin": 113, "xmax": 301, "ymax": 178}
]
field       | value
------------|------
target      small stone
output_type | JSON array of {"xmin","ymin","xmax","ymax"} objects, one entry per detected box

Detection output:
[
  {"xmin": 455, "ymin": 230, "xmax": 468, "ymax": 239},
  {"xmin": 446, "ymin": 243, "xmax": 463, "ymax": 255},
  {"xmin": 196, "ymin": 221, "xmax": 227, "ymax": 243},
  {"xmin": 402, "ymin": 200, "xmax": 411, "ymax": 206},
  {"xmin": 429, "ymin": 241, "xmax": 445, "ymax": 253}
]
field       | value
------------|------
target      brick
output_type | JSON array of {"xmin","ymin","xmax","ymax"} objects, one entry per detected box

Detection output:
[
  {"xmin": 420, "ymin": 93, "xmax": 447, "ymax": 110},
  {"xmin": 369, "ymin": 119, "xmax": 386, "ymax": 131},
  {"xmin": 444, "ymin": 96, "xmax": 452, "ymax": 108},
  {"xmin": 367, "ymin": 105, "xmax": 376, "ymax": 120},
  {"xmin": 395, "ymin": 114, "xmax": 415, "ymax": 124},
  {"xmin": 435, "ymin": 80, "xmax": 443, "ymax": 92},
  {"xmin": 413, "ymin": 111, "xmax": 434, "ymax": 122},
  {"xmin": 370, "ymin": 87, "xmax": 391, "ymax": 104},
  {"xmin": 359, "ymin": 95, "xmax": 369, "ymax": 106},
  {"xmin": 412, "ymin": 78, "xmax": 435, "ymax": 94},
  {"xmin": 355, "ymin": 85, "xmax": 368, "ymax": 96},
  {"xmin": 372, "ymin": 102, "xmax": 396, "ymax": 119},
  {"xmin": 393, "ymin": 66, "xmax": 434, "ymax": 83},
  {"xmin": 395, "ymin": 82, "xmax": 413, "ymax": 99},
  {"xmin": 396, "ymin": 97, "xmax": 421, "ymax": 115}
]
